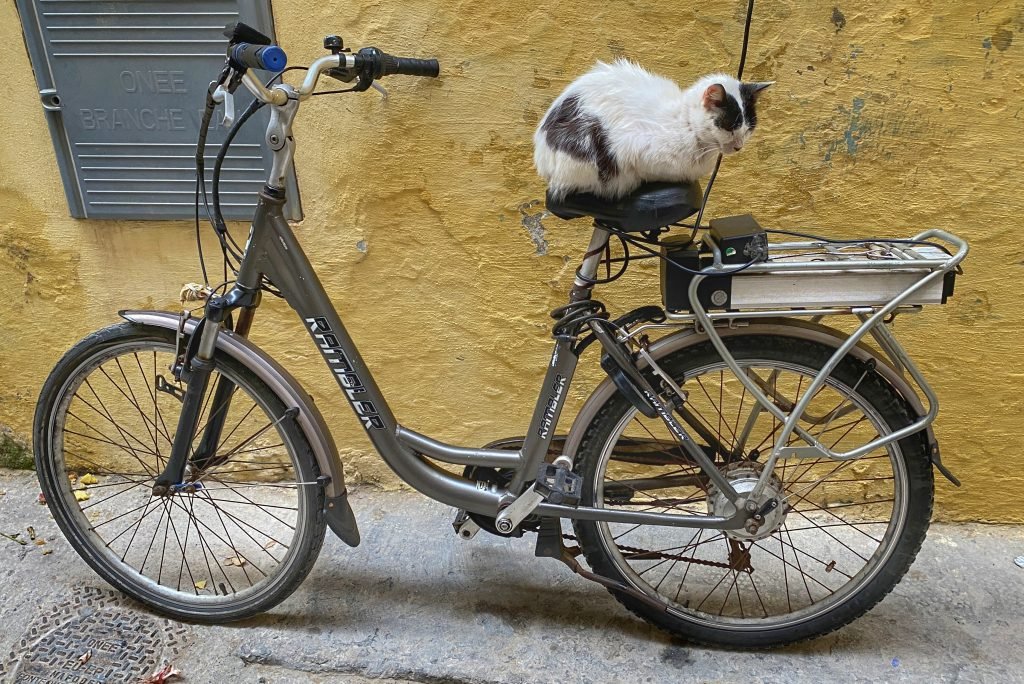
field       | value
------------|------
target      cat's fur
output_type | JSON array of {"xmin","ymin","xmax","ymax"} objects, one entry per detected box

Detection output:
[{"xmin": 534, "ymin": 60, "xmax": 771, "ymax": 199}]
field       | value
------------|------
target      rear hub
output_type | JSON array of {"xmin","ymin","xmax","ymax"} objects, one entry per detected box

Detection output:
[{"xmin": 707, "ymin": 462, "xmax": 787, "ymax": 541}]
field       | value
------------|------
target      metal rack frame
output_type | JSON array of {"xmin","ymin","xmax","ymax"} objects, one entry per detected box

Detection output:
[{"xmin": 628, "ymin": 229, "xmax": 969, "ymax": 501}]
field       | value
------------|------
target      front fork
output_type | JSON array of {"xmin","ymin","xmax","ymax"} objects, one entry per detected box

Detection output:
[{"xmin": 152, "ymin": 288, "xmax": 260, "ymax": 495}]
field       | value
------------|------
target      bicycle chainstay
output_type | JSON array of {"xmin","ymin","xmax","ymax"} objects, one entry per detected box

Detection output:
[{"xmin": 561, "ymin": 534, "xmax": 752, "ymax": 573}]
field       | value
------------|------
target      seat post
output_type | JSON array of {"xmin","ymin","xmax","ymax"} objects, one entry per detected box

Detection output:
[{"xmin": 570, "ymin": 223, "xmax": 611, "ymax": 302}]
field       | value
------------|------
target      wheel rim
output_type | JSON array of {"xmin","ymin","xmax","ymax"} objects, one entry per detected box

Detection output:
[
  {"xmin": 591, "ymin": 358, "xmax": 909, "ymax": 630},
  {"xmin": 46, "ymin": 339, "xmax": 312, "ymax": 606}
]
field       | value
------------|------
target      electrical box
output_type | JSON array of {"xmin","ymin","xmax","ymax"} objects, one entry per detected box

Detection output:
[{"xmin": 15, "ymin": 0, "xmax": 301, "ymax": 220}]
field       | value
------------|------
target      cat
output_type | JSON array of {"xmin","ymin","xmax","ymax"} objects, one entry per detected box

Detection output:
[{"xmin": 534, "ymin": 60, "xmax": 771, "ymax": 199}]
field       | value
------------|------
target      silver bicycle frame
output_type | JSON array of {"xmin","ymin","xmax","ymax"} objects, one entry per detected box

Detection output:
[
  {"xmin": 224, "ymin": 187, "xmax": 740, "ymax": 530},
  {"xmin": 176, "ymin": 65, "xmax": 966, "ymax": 535}
]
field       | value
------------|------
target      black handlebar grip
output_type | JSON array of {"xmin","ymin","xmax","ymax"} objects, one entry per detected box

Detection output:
[
  {"xmin": 229, "ymin": 42, "xmax": 288, "ymax": 71},
  {"xmin": 380, "ymin": 54, "xmax": 440, "ymax": 78}
]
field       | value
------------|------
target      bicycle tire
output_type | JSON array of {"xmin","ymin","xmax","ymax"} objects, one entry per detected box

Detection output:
[
  {"xmin": 34, "ymin": 322, "xmax": 327, "ymax": 623},
  {"xmin": 572, "ymin": 334, "xmax": 934, "ymax": 647}
]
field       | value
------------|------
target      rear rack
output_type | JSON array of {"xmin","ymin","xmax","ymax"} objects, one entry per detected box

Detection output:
[{"xmin": 630, "ymin": 229, "xmax": 968, "ymax": 499}]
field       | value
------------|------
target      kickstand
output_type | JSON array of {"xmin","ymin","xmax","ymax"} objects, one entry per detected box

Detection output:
[{"xmin": 535, "ymin": 518, "xmax": 669, "ymax": 614}]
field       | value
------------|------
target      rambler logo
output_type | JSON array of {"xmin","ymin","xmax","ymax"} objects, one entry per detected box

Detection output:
[
  {"xmin": 306, "ymin": 316, "xmax": 384, "ymax": 431},
  {"xmin": 537, "ymin": 374, "xmax": 567, "ymax": 439}
]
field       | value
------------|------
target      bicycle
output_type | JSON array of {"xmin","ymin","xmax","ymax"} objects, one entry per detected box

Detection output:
[{"xmin": 33, "ymin": 23, "xmax": 969, "ymax": 648}]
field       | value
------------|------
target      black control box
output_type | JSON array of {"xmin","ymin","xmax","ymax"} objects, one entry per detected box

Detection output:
[
  {"xmin": 707, "ymin": 214, "xmax": 768, "ymax": 264},
  {"xmin": 659, "ymin": 234, "xmax": 733, "ymax": 313}
]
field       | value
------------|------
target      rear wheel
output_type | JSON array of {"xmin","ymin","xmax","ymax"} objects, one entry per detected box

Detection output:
[
  {"xmin": 572, "ymin": 335, "xmax": 933, "ymax": 647},
  {"xmin": 34, "ymin": 323, "xmax": 327, "ymax": 622}
]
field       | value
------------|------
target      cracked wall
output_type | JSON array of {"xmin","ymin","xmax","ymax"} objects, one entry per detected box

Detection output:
[{"xmin": 0, "ymin": 1, "xmax": 1021, "ymax": 520}]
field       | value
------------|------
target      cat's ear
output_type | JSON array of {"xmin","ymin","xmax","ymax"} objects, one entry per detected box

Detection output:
[
  {"xmin": 745, "ymin": 81, "xmax": 774, "ymax": 98},
  {"xmin": 702, "ymin": 84, "xmax": 726, "ymax": 110}
]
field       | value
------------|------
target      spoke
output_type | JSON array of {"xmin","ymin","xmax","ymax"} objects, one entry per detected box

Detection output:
[
  {"xmin": 745, "ymin": 563, "xmax": 769, "ymax": 617},
  {"xmin": 90, "ymin": 499, "xmax": 155, "ymax": 529},
  {"xmin": 773, "ymin": 527, "xmax": 855, "ymax": 579},
  {"xmin": 693, "ymin": 375, "xmax": 739, "ymax": 445},
  {"xmin": 787, "ymin": 489, "xmax": 888, "ymax": 544},
  {"xmin": 138, "ymin": 498, "xmax": 169, "ymax": 577},
  {"xmin": 629, "ymin": 417, "xmax": 699, "ymax": 468},
  {"xmin": 694, "ymin": 561, "xmax": 735, "ymax": 613},
  {"xmin": 117, "ymin": 498, "xmax": 164, "ymax": 562},
  {"xmin": 186, "ymin": 492, "xmax": 266, "ymax": 581},
  {"xmin": 671, "ymin": 528, "xmax": 703, "ymax": 604},
  {"xmin": 70, "ymin": 388, "xmax": 160, "ymax": 460},
  {"xmin": 102, "ymin": 496, "xmax": 161, "ymax": 552},
  {"xmin": 603, "ymin": 474, "xmax": 706, "ymax": 516},
  {"xmin": 97, "ymin": 364, "xmax": 172, "ymax": 453},
  {"xmin": 186, "ymin": 494, "xmax": 222, "ymax": 594},
  {"xmin": 193, "ymin": 494, "xmax": 289, "ymax": 562},
  {"xmin": 137, "ymin": 350, "xmax": 173, "ymax": 458},
  {"xmin": 164, "ymin": 498, "xmax": 198, "ymax": 592},
  {"xmin": 80, "ymin": 478, "xmax": 149, "ymax": 510},
  {"xmin": 786, "ymin": 506, "xmax": 871, "ymax": 563}
]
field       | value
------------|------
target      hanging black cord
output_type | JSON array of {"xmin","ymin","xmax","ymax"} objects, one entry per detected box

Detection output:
[
  {"xmin": 211, "ymin": 96, "xmax": 265, "ymax": 252},
  {"xmin": 694, "ymin": 0, "xmax": 756, "ymax": 230}
]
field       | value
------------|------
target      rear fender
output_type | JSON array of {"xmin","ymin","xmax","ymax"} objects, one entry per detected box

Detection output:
[
  {"xmin": 119, "ymin": 310, "xmax": 360, "ymax": 546},
  {"xmin": 563, "ymin": 317, "xmax": 940, "ymax": 467}
]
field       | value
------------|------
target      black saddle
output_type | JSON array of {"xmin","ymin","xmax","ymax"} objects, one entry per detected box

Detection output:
[{"xmin": 546, "ymin": 181, "xmax": 702, "ymax": 232}]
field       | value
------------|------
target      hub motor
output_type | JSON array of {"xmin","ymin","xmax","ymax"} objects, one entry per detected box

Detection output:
[{"xmin": 707, "ymin": 462, "xmax": 788, "ymax": 541}]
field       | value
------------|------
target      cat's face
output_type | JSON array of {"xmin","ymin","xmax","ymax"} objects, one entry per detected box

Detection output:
[{"xmin": 701, "ymin": 81, "xmax": 772, "ymax": 155}]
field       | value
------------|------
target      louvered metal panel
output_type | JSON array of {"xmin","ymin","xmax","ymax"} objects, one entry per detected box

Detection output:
[{"xmin": 15, "ymin": 0, "xmax": 301, "ymax": 220}]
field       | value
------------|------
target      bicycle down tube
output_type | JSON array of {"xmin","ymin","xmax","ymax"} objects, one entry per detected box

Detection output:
[{"xmin": 225, "ymin": 185, "xmax": 744, "ymax": 531}]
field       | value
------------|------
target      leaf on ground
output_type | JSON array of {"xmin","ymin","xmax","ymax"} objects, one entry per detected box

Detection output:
[
  {"xmin": 27, "ymin": 526, "xmax": 36, "ymax": 540},
  {"xmin": 1, "ymin": 532, "xmax": 27, "ymax": 546},
  {"xmin": 142, "ymin": 661, "xmax": 181, "ymax": 683},
  {"xmin": 74, "ymin": 490, "xmax": 91, "ymax": 502},
  {"xmin": 78, "ymin": 649, "xmax": 92, "ymax": 665},
  {"xmin": 263, "ymin": 540, "xmax": 277, "ymax": 550},
  {"xmin": 80, "ymin": 473, "xmax": 99, "ymax": 485},
  {"xmin": 41, "ymin": 549, "xmax": 53, "ymax": 556},
  {"xmin": 34, "ymin": 539, "xmax": 46, "ymax": 546},
  {"xmin": 222, "ymin": 555, "xmax": 246, "ymax": 567},
  {"xmin": 37, "ymin": 492, "xmax": 46, "ymax": 505},
  {"xmin": 194, "ymin": 579, "xmax": 207, "ymax": 590}
]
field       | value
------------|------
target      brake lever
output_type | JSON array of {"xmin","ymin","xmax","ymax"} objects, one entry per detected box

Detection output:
[{"xmin": 211, "ymin": 84, "xmax": 235, "ymax": 127}]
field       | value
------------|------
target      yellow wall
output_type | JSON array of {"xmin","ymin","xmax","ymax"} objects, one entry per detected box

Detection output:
[{"xmin": 1, "ymin": 1, "xmax": 1021, "ymax": 521}]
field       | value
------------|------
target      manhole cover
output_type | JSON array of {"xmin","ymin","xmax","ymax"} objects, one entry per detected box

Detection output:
[{"xmin": 0, "ymin": 586, "xmax": 192, "ymax": 683}]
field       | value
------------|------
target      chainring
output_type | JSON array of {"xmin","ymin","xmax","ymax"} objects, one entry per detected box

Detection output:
[{"xmin": 461, "ymin": 466, "xmax": 542, "ymax": 538}]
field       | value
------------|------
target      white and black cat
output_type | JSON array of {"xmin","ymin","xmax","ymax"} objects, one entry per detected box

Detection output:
[{"xmin": 534, "ymin": 60, "xmax": 771, "ymax": 199}]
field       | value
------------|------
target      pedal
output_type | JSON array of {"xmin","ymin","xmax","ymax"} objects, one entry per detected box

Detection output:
[
  {"xmin": 452, "ymin": 509, "xmax": 480, "ymax": 540},
  {"xmin": 534, "ymin": 462, "xmax": 582, "ymax": 506}
]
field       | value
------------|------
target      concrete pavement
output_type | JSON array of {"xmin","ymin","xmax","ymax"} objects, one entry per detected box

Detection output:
[{"xmin": 1, "ymin": 468, "xmax": 1023, "ymax": 683}]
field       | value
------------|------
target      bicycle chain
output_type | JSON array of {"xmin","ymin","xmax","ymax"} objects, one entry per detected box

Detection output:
[{"xmin": 561, "ymin": 533, "xmax": 745, "ymax": 572}]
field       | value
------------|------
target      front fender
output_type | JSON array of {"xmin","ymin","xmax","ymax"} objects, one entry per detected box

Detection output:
[
  {"xmin": 563, "ymin": 317, "xmax": 937, "ymax": 465},
  {"xmin": 119, "ymin": 310, "xmax": 360, "ymax": 546}
]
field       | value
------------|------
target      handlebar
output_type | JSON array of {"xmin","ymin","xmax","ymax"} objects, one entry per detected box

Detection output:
[
  {"xmin": 229, "ymin": 38, "xmax": 439, "ymax": 105},
  {"xmin": 351, "ymin": 47, "xmax": 440, "ymax": 78},
  {"xmin": 229, "ymin": 43, "xmax": 288, "ymax": 71}
]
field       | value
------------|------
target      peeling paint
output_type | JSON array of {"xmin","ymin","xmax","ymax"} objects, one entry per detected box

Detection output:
[{"xmin": 518, "ymin": 200, "xmax": 550, "ymax": 255}]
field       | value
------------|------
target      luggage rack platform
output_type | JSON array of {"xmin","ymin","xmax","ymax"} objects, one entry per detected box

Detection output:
[{"xmin": 627, "ymin": 228, "xmax": 969, "ymax": 470}]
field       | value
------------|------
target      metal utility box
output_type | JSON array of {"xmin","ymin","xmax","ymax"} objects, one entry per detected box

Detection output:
[{"xmin": 15, "ymin": 0, "xmax": 301, "ymax": 220}]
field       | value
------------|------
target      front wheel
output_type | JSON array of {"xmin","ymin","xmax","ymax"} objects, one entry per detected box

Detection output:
[
  {"xmin": 34, "ymin": 323, "xmax": 327, "ymax": 622},
  {"xmin": 572, "ymin": 334, "xmax": 934, "ymax": 647}
]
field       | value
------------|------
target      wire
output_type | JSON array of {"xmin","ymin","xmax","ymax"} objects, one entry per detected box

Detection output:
[
  {"xmin": 615, "ymin": 228, "xmax": 759, "ymax": 277},
  {"xmin": 694, "ymin": 0, "xmax": 756, "ymax": 230},
  {"xmin": 764, "ymin": 228, "xmax": 953, "ymax": 254}
]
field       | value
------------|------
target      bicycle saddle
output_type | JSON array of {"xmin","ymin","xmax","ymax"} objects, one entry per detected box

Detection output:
[{"xmin": 545, "ymin": 181, "xmax": 702, "ymax": 232}]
